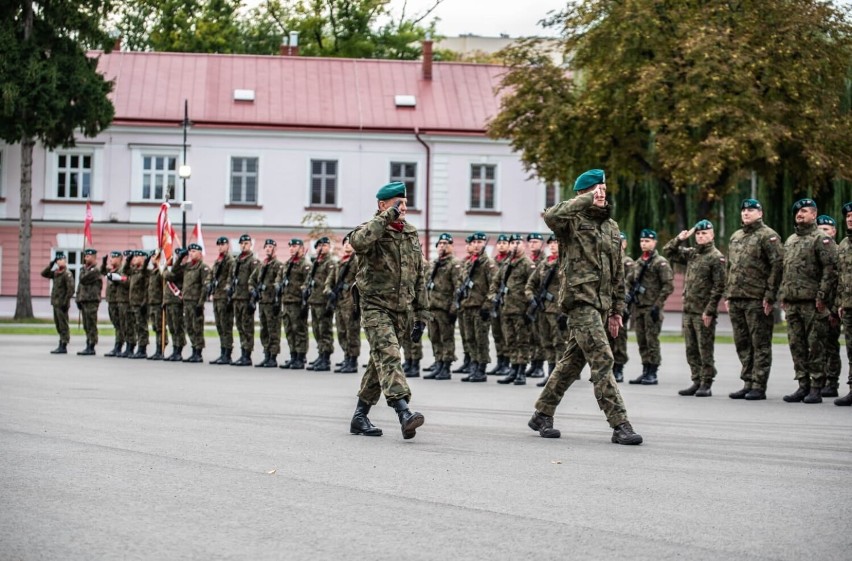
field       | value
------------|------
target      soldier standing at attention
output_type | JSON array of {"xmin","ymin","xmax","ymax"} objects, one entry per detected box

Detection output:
[
  {"xmin": 608, "ymin": 232, "xmax": 634, "ymax": 382},
  {"xmin": 834, "ymin": 203, "xmax": 852, "ymax": 406},
  {"xmin": 181, "ymin": 243, "xmax": 211, "ymax": 363},
  {"xmin": 101, "ymin": 251, "xmax": 128, "ymax": 357},
  {"xmin": 494, "ymin": 234, "xmax": 535, "ymax": 385},
  {"xmin": 525, "ymin": 233, "xmax": 547, "ymax": 379},
  {"xmin": 525, "ymin": 234, "xmax": 564, "ymax": 387},
  {"xmin": 423, "ymin": 234, "xmax": 462, "ymax": 380},
  {"xmin": 41, "ymin": 252, "xmax": 74, "ymax": 354},
  {"xmin": 163, "ymin": 248, "xmax": 187, "ymax": 361},
  {"xmin": 74, "ymin": 249, "xmax": 102, "ymax": 356},
  {"xmin": 231, "ymin": 234, "xmax": 260, "ymax": 366},
  {"xmin": 529, "ymin": 169, "xmax": 642, "ymax": 445},
  {"xmin": 305, "ymin": 237, "xmax": 336, "ymax": 372},
  {"xmin": 663, "ymin": 220, "xmax": 727, "ymax": 397},
  {"xmin": 208, "ymin": 236, "xmax": 236, "ymax": 365},
  {"xmin": 128, "ymin": 250, "xmax": 151, "ymax": 358},
  {"xmin": 487, "ymin": 234, "xmax": 511, "ymax": 376},
  {"xmin": 325, "ymin": 235, "xmax": 361, "ymax": 374},
  {"xmin": 348, "ymin": 182, "xmax": 428, "ymax": 439},
  {"xmin": 726, "ymin": 199, "xmax": 784, "ymax": 400},
  {"xmin": 146, "ymin": 251, "xmax": 166, "ymax": 360},
  {"xmin": 816, "ymin": 215, "xmax": 842, "ymax": 398},
  {"xmin": 278, "ymin": 239, "xmax": 312, "ymax": 370},
  {"xmin": 460, "ymin": 232, "xmax": 498, "ymax": 382},
  {"xmin": 628, "ymin": 229, "xmax": 674, "ymax": 385},
  {"xmin": 451, "ymin": 236, "xmax": 475, "ymax": 374},
  {"xmin": 780, "ymin": 199, "xmax": 838, "ymax": 404},
  {"xmin": 250, "ymin": 239, "xmax": 284, "ymax": 368}
]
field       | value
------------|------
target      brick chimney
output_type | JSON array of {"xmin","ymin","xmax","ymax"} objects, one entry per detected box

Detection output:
[
  {"xmin": 280, "ymin": 31, "xmax": 300, "ymax": 56},
  {"xmin": 422, "ymin": 38, "xmax": 433, "ymax": 81}
]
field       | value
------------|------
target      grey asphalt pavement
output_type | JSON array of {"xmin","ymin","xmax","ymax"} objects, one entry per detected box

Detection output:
[{"xmin": 1, "ymin": 334, "xmax": 850, "ymax": 561}]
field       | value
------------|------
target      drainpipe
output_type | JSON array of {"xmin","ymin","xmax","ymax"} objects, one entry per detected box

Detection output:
[{"xmin": 414, "ymin": 127, "xmax": 431, "ymax": 260}]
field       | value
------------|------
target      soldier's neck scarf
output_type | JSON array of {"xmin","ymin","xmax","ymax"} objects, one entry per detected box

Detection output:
[{"xmin": 389, "ymin": 221, "xmax": 405, "ymax": 232}]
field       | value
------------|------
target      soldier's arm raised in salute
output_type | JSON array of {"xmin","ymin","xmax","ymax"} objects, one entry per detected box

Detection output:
[{"xmin": 662, "ymin": 229, "xmax": 696, "ymax": 264}]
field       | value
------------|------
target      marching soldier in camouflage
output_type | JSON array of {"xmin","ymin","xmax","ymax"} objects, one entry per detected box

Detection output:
[
  {"xmin": 278, "ymin": 239, "xmax": 312, "ymax": 370},
  {"xmin": 530, "ymin": 169, "xmax": 642, "ymax": 445},
  {"xmin": 423, "ymin": 233, "xmax": 462, "ymax": 380},
  {"xmin": 726, "ymin": 198, "xmax": 784, "ymax": 400},
  {"xmin": 181, "ymin": 243, "xmax": 211, "ymax": 363},
  {"xmin": 452, "ymin": 236, "xmax": 476, "ymax": 374},
  {"xmin": 402, "ymin": 257, "xmax": 428, "ymax": 377},
  {"xmin": 628, "ymin": 229, "xmax": 674, "ymax": 385},
  {"xmin": 325, "ymin": 236, "xmax": 360, "ymax": 374},
  {"xmin": 663, "ymin": 220, "xmax": 727, "ymax": 397},
  {"xmin": 348, "ymin": 181, "xmax": 428, "ymax": 440},
  {"xmin": 780, "ymin": 199, "xmax": 838, "ymax": 404},
  {"xmin": 41, "ymin": 252, "xmax": 75, "ymax": 354},
  {"xmin": 525, "ymin": 234, "xmax": 564, "ymax": 387},
  {"xmin": 146, "ymin": 251, "xmax": 166, "ymax": 360},
  {"xmin": 163, "ymin": 249, "xmax": 187, "ymax": 361},
  {"xmin": 493, "ymin": 234, "xmax": 535, "ymax": 385},
  {"xmin": 101, "ymin": 251, "xmax": 131, "ymax": 357},
  {"xmin": 525, "ymin": 232, "xmax": 547, "ymax": 379},
  {"xmin": 459, "ymin": 232, "xmax": 498, "ymax": 382},
  {"xmin": 128, "ymin": 250, "xmax": 151, "ymax": 358},
  {"xmin": 816, "ymin": 215, "xmax": 842, "ymax": 397},
  {"xmin": 74, "ymin": 249, "xmax": 102, "ymax": 355},
  {"xmin": 231, "ymin": 234, "xmax": 260, "ymax": 366},
  {"xmin": 487, "ymin": 234, "xmax": 511, "ymax": 376},
  {"xmin": 833, "ymin": 203, "xmax": 852, "ymax": 406},
  {"xmin": 250, "ymin": 239, "xmax": 285, "ymax": 367},
  {"xmin": 207, "ymin": 236, "xmax": 236, "ymax": 365},
  {"xmin": 304, "ymin": 237, "xmax": 336, "ymax": 371},
  {"xmin": 608, "ymin": 232, "xmax": 634, "ymax": 382}
]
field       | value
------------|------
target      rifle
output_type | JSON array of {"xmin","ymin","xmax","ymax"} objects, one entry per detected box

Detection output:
[
  {"xmin": 226, "ymin": 258, "xmax": 242, "ymax": 305},
  {"xmin": 325, "ymin": 257, "xmax": 353, "ymax": 317},
  {"xmin": 275, "ymin": 259, "xmax": 296, "ymax": 307},
  {"xmin": 426, "ymin": 258, "xmax": 444, "ymax": 292},
  {"xmin": 206, "ymin": 258, "xmax": 226, "ymax": 300},
  {"xmin": 623, "ymin": 255, "xmax": 655, "ymax": 322},
  {"xmin": 301, "ymin": 255, "xmax": 322, "ymax": 319},
  {"xmin": 490, "ymin": 260, "xmax": 515, "ymax": 318},
  {"xmin": 452, "ymin": 253, "xmax": 483, "ymax": 313},
  {"xmin": 525, "ymin": 263, "xmax": 558, "ymax": 324},
  {"xmin": 249, "ymin": 260, "xmax": 271, "ymax": 313}
]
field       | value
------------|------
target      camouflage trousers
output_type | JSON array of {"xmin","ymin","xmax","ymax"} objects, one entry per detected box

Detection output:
[
  {"xmin": 728, "ymin": 298, "xmax": 774, "ymax": 390},
  {"xmin": 108, "ymin": 302, "xmax": 131, "ymax": 346},
  {"xmin": 212, "ymin": 299, "xmax": 234, "ymax": 350},
  {"xmin": 682, "ymin": 312, "xmax": 717, "ymax": 384},
  {"xmin": 492, "ymin": 314, "xmax": 506, "ymax": 355},
  {"xmin": 335, "ymin": 300, "xmax": 361, "ymax": 358},
  {"xmin": 427, "ymin": 309, "xmax": 456, "ymax": 362},
  {"xmin": 148, "ymin": 304, "xmax": 165, "ymax": 354},
  {"xmin": 53, "ymin": 305, "xmax": 70, "ymax": 344},
  {"xmin": 259, "ymin": 303, "xmax": 282, "ymax": 355},
  {"xmin": 131, "ymin": 305, "xmax": 149, "ymax": 347},
  {"xmin": 457, "ymin": 307, "xmax": 471, "ymax": 357},
  {"xmin": 634, "ymin": 306, "xmax": 663, "ymax": 365},
  {"xmin": 402, "ymin": 313, "xmax": 423, "ymax": 361},
  {"xmin": 233, "ymin": 300, "xmax": 255, "ymax": 352},
  {"xmin": 785, "ymin": 301, "xmax": 828, "ymax": 388},
  {"xmin": 824, "ymin": 314, "xmax": 842, "ymax": 389},
  {"xmin": 607, "ymin": 318, "xmax": 629, "ymax": 366},
  {"xmin": 357, "ymin": 306, "xmax": 413, "ymax": 406},
  {"xmin": 529, "ymin": 315, "xmax": 546, "ymax": 361},
  {"xmin": 540, "ymin": 312, "xmax": 567, "ymax": 364},
  {"xmin": 535, "ymin": 305, "xmax": 628, "ymax": 428},
  {"xmin": 183, "ymin": 304, "xmax": 205, "ymax": 350},
  {"xmin": 461, "ymin": 307, "xmax": 490, "ymax": 365},
  {"xmin": 310, "ymin": 304, "xmax": 334, "ymax": 355},
  {"xmin": 165, "ymin": 303, "xmax": 186, "ymax": 349},
  {"xmin": 502, "ymin": 314, "xmax": 531, "ymax": 365},
  {"xmin": 79, "ymin": 301, "xmax": 99, "ymax": 345},
  {"xmin": 841, "ymin": 310, "xmax": 852, "ymax": 389},
  {"xmin": 282, "ymin": 303, "xmax": 308, "ymax": 354}
]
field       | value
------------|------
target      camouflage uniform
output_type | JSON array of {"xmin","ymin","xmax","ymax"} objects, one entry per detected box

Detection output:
[
  {"xmin": 726, "ymin": 219, "xmax": 784, "ymax": 392},
  {"xmin": 41, "ymin": 262, "xmax": 74, "ymax": 345},
  {"xmin": 524, "ymin": 254, "xmax": 565, "ymax": 365},
  {"xmin": 402, "ymin": 259, "xmax": 429, "ymax": 367},
  {"xmin": 425, "ymin": 254, "xmax": 462, "ymax": 363},
  {"xmin": 490, "ymin": 252, "xmax": 510, "ymax": 360},
  {"xmin": 459, "ymin": 250, "xmax": 497, "ymax": 368},
  {"xmin": 208, "ymin": 252, "xmax": 236, "ymax": 354},
  {"xmin": 490, "ymin": 253, "xmax": 534, "ymax": 368},
  {"xmin": 280, "ymin": 255, "xmax": 312, "ymax": 360},
  {"xmin": 102, "ymin": 258, "xmax": 132, "ymax": 350},
  {"xmin": 835, "ymin": 232, "xmax": 852, "ymax": 397},
  {"xmin": 608, "ymin": 255, "xmax": 635, "ymax": 368},
  {"xmin": 147, "ymin": 266, "xmax": 165, "ymax": 356},
  {"xmin": 163, "ymin": 260, "xmax": 186, "ymax": 353},
  {"xmin": 630, "ymin": 250, "xmax": 673, "ymax": 367},
  {"xmin": 75, "ymin": 261, "xmax": 103, "ymax": 347},
  {"xmin": 128, "ymin": 261, "xmax": 150, "ymax": 351},
  {"xmin": 232, "ymin": 251, "xmax": 260, "ymax": 355},
  {"xmin": 350, "ymin": 208, "xmax": 428, "ymax": 405},
  {"xmin": 663, "ymin": 237, "xmax": 727, "ymax": 387},
  {"xmin": 325, "ymin": 254, "xmax": 361, "ymax": 360},
  {"xmin": 250, "ymin": 257, "xmax": 285, "ymax": 357},
  {"xmin": 780, "ymin": 222, "xmax": 838, "ymax": 391},
  {"xmin": 528, "ymin": 249, "xmax": 547, "ymax": 364},
  {"xmin": 305, "ymin": 254, "xmax": 337, "ymax": 358},
  {"xmin": 536, "ymin": 190, "xmax": 632, "ymax": 429},
  {"xmin": 182, "ymin": 258, "xmax": 211, "ymax": 352}
]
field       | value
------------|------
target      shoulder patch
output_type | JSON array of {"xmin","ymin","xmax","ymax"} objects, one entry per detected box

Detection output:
[
  {"xmin": 769, "ymin": 236, "xmax": 778, "ymax": 242},
  {"xmin": 823, "ymin": 238, "xmax": 831, "ymax": 245},
  {"xmin": 720, "ymin": 257, "xmax": 726, "ymax": 263}
]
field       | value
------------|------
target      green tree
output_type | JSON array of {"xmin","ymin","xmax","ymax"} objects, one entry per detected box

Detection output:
[{"xmin": 0, "ymin": 0, "xmax": 116, "ymax": 319}]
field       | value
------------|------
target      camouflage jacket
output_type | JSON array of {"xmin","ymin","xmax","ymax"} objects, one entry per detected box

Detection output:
[
  {"xmin": 304, "ymin": 254, "xmax": 336, "ymax": 306},
  {"xmin": 663, "ymin": 238, "xmax": 727, "ymax": 316},
  {"xmin": 279, "ymin": 255, "xmax": 312, "ymax": 305},
  {"xmin": 206, "ymin": 253, "xmax": 236, "ymax": 301},
  {"xmin": 779, "ymin": 222, "xmax": 838, "ymax": 304},
  {"xmin": 230, "ymin": 252, "xmax": 260, "ymax": 301},
  {"xmin": 543, "ymin": 191, "xmax": 624, "ymax": 315},
  {"xmin": 622, "ymin": 255, "xmax": 635, "ymax": 294},
  {"xmin": 128, "ymin": 265, "xmax": 149, "ymax": 306},
  {"xmin": 425, "ymin": 254, "xmax": 462, "ymax": 311},
  {"xmin": 75, "ymin": 264, "xmax": 103, "ymax": 303},
  {"xmin": 725, "ymin": 219, "xmax": 784, "ymax": 302},
  {"xmin": 41, "ymin": 264, "xmax": 75, "ymax": 308},
  {"xmin": 324, "ymin": 254, "xmax": 359, "ymax": 306},
  {"xmin": 628, "ymin": 250, "xmax": 674, "ymax": 310},
  {"xmin": 488, "ymin": 253, "xmax": 533, "ymax": 315},
  {"xmin": 459, "ymin": 250, "xmax": 497, "ymax": 309},
  {"xmin": 249, "ymin": 257, "xmax": 284, "ymax": 305},
  {"xmin": 836, "ymin": 235, "xmax": 852, "ymax": 309},
  {"xmin": 147, "ymin": 268, "xmax": 164, "ymax": 306},
  {"xmin": 101, "ymin": 260, "xmax": 130, "ymax": 304},
  {"xmin": 163, "ymin": 260, "xmax": 184, "ymax": 305},
  {"xmin": 350, "ymin": 208, "xmax": 427, "ymax": 318},
  {"xmin": 524, "ymin": 255, "xmax": 561, "ymax": 315},
  {"xmin": 181, "ymin": 259, "xmax": 211, "ymax": 307}
]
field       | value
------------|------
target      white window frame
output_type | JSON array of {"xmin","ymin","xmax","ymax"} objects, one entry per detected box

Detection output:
[
  {"xmin": 141, "ymin": 154, "xmax": 178, "ymax": 202},
  {"xmin": 128, "ymin": 145, "xmax": 181, "ymax": 203},
  {"xmin": 229, "ymin": 156, "xmax": 260, "ymax": 205},
  {"xmin": 309, "ymin": 159, "xmax": 339, "ymax": 208},
  {"xmin": 53, "ymin": 150, "xmax": 94, "ymax": 200},
  {"xmin": 469, "ymin": 163, "xmax": 497, "ymax": 211},
  {"xmin": 389, "ymin": 161, "xmax": 418, "ymax": 209}
]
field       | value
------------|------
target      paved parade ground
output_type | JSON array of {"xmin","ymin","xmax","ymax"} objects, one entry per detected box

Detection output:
[{"xmin": 1, "ymin": 334, "xmax": 850, "ymax": 560}]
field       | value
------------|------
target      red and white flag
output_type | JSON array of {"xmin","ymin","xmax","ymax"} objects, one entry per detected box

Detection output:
[
  {"xmin": 83, "ymin": 200, "xmax": 94, "ymax": 248},
  {"xmin": 191, "ymin": 217, "xmax": 206, "ymax": 256},
  {"xmin": 156, "ymin": 202, "xmax": 174, "ymax": 268}
]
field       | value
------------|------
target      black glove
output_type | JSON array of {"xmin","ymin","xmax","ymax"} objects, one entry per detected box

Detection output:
[
  {"xmin": 140, "ymin": 304, "xmax": 148, "ymax": 317},
  {"xmin": 102, "ymin": 255, "xmax": 108, "ymax": 267},
  {"xmin": 557, "ymin": 313, "xmax": 568, "ymax": 331},
  {"xmin": 410, "ymin": 320, "xmax": 426, "ymax": 344},
  {"xmin": 388, "ymin": 199, "xmax": 404, "ymax": 220},
  {"xmin": 650, "ymin": 306, "xmax": 660, "ymax": 323},
  {"xmin": 479, "ymin": 308, "xmax": 491, "ymax": 321},
  {"xmin": 75, "ymin": 301, "xmax": 81, "ymax": 310},
  {"xmin": 50, "ymin": 258, "xmax": 57, "ymax": 267},
  {"xmin": 195, "ymin": 305, "xmax": 203, "ymax": 318}
]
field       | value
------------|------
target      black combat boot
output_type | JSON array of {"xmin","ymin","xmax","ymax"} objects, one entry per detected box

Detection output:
[
  {"xmin": 404, "ymin": 358, "xmax": 419, "ymax": 378},
  {"xmin": 131, "ymin": 345, "xmax": 147, "ymax": 359},
  {"xmin": 350, "ymin": 400, "xmax": 383, "ymax": 436},
  {"xmin": 528, "ymin": 411, "xmax": 561, "ymax": 438},
  {"xmin": 289, "ymin": 353, "xmax": 306, "ymax": 370},
  {"xmin": 434, "ymin": 361, "xmax": 453, "ymax": 380},
  {"xmin": 105, "ymin": 342, "xmax": 121, "ymax": 357},
  {"xmin": 514, "ymin": 364, "xmax": 527, "ymax": 385},
  {"xmin": 695, "ymin": 383, "xmax": 712, "ymax": 397},
  {"xmin": 612, "ymin": 422, "xmax": 643, "ymax": 445},
  {"xmin": 821, "ymin": 386, "xmax": 839, "ymax": 398},
  {"xmin": 233, "ymin": 349, "xmax": 252, "ymax": 367},
  {"xmin": 729, "ymin": 384, "xmax": 751, "ymax": 399},
  {"xmin": 612, "ymin": 363, "xmax": 624, "ymax": 383},
  {"xmin": 679, "ymin": 382, "xmax": 700, "ymax": 396},
  {"xmin": 452, "ymin": 354, "xmax": 471, "ymax": 374},
  {"xmin": 536, "ymin": 375, "xmax": 549, "ymax": 388},
  {"xmin": 148, "ymin": 346, "xmax": 164, "ymax": 360},
  {"xmin": 315, "ymin": 353, "xmax": 331, "ymax": 371},
  {"xmin": 409, "ymin": 360, "xmax": 420, "ymax": 375},
  {"xmin": 744, "ymin": 388, "xmax": 766, "ymax": 400},
  {"xmin": 802, "ymin": 387, "xmax": 823, "ymax": 404},
  {"xmin": 50, "ymin": 341, "xmax": 67, "ymax": 354},
  {"xmin": 279, "ymin": 352, "xmax": 294, "ymax": 369},
  {"xmin": 497, "ymin": 364, "xmax": 519, "ymax": 384},
  {"xmin": 487, "ymin": 356, "xmax": 505, "ymax": 375},
  {"xmin": 629, "ymin": 364, "xmax": 649, "ymax": 384},
  {"xmin": 460, "ymin": 362, "xmax": 479, "ymax": 382},
  {"xmin": 210, "ymin": 347, "xmax": 225, "ymax": 365},
  {"xmin": 167, "ymin": 346, "xmax": 183, "ymax": 362},
  {"xmin": 120, "ymin": 344, "xmax": 135, "ymax": 358},
  {"xmin": 423, "ymin": 360, "xmax": 442, "ymax": 379},
  {"xmin": 468, "ymin": 362, "xmax": 487, "ymax": 382},
  {"xmin": 185, "ymin": 348, "xmax": 203, "ymax": 363},
  {"xmin": 334, "ymin": 355, "xmax": 349, "ymax": 373},
  {"xmin": 220, "ymin": 348, "xmax": 232, "ymax": 365},
  {"xmin": 423, "ymin": 361, "xmax": 437, "ymax": 372},
  {"xmin": 390, "ymin": 398, "xmax": 424, "ymax": 440},
  {"xmin": 835, "ymin": 388, "xmax": 852, "ymax": 406},
  {"xmin": 77, "ymin": 342, "xmax": 96, "ymax": 356},
  {"xmin": 641, "ymin": 364, "xmax": 659, "ymax": 385},
  {"xmin": 495, "ymin": 356, "xmax": 513, "ymax": 376},
  {"xmin": 338, "ymin": 356, "xmax": 358, "ymax": 374},
  {"xmin": 255, "ymin": 352, "xmax": 270, "ymax": 367},
  {"xmin": 783, "ymin": 381, "xmax": 810, "ymax": 402},
  {"xmin": 400, "ymin": 358, "xmax": 412, "ymax": 375},
  {"xmin": 527, "ymin": 360, "xmax": 545, "ymax": 378},
  {"xmin": 265, "ymin": 354, "xmax": 278, "ymax": 368}
]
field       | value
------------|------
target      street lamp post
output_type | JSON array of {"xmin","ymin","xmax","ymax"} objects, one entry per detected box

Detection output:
[{"xmin": 178, "ymin": 100, "xmax": 192, "ymax": 246}]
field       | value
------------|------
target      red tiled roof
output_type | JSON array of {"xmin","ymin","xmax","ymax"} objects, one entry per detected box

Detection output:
[{"xmin": 93, "ymin": 51, "xmax": 508, "ymax": 134}]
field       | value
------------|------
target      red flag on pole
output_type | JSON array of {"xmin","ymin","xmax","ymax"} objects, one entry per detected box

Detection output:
[
  {"xmin": 191, "ymin": 217, "xmax": 206, "ymax": 256},
  {"xmin": 156, "ymin": 202, "xmax": 174, "ymax": 268},
  {"xmin": 83, "ymin": 200, "xmax": 94, "ymax": 248}
]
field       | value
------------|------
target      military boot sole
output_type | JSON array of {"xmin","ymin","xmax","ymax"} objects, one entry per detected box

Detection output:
[
  {"xmin": 678, "ymin": 384, "xmax": 699, "ymax": 396},
  {"xmin": 50, "ymin": 349, "xmax": 68, "ymax": 354},
  {"xmin": 640, "ymin": 379, "xmax": 658, "ymax": 385},
  {"xmin": 527, "ymin": 416, "xmax": 561, "ymax": 438},
  {"xmin": 834, "ymin": 394, "xmax": 852, "ymax": 406},
  {"xmin": 350, "ymin": 425, "xmax": 383, "ymax": 437},
  {"xmin": 401, "ymin": 412, "xmax": 425, "ymax": 440},
  {"xmin": 433, "ymin": 373, "xmax": 451, "ymax": 380},
  {"xmin": 744, "ymin": 389, "xmax": 766, "ymax": 400},
  {"xmin": 821, "ymin": 387, "xmax": 839, "ymax": 398},
  {"xmin": 694, "ymin": 389, "xmax": 712, "ymax": 397},
  {"xmin": 612, "ymin": 432, "xmax": 643, "ymax": 445}
]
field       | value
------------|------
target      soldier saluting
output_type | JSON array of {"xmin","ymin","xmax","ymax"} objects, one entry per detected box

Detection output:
[{"xmin": 41, "ymin": 252, "xmax": 74, "ymax": 354}]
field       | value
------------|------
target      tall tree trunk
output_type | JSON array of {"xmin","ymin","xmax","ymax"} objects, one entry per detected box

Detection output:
[{"xmin": 15, "ymin": 138, "xmax": 34, "ymax": 320}]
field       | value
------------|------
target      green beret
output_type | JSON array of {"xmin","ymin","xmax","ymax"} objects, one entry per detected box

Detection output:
[
  {"xmin": 84, "ymin": 249, "xmax": 98, "ymax": 256},
  {"xmin": 465, "ymin": 235, "xmax": 474, "ymax": 243},
  {"xmin": 817, "ymin": 215, "xmax": 836, "ymax": 227},
  {"xmin": 496, "ymin": 234, "xmax": 509, "ymax": 242},
  {"xmin": 694, "ymin": 220, "xmax": 713, "ymax": 231},
  {"xmin": 376, "ymin": 181, "xmax": 407, "ymax": 201},
  {"xmin": 314, "ymin": 237, "xmax": 330, "ymax": 248},
  {"xmin": 239, "ymin": 234, "xmax": 252, "ymax": 243},
  {"xmin": 109, "ymin": 251, "xmax": 122, "ymax": 258},
  {"xmin": 619, "ymin": 231, "xmax": 627, "ymax": 240},
  {"xmin": 573, "ymin": 169, "xmax": 605, "ymax": 192},
  {"xmin": 288, "ymin": 238, "xmax": 303, "ymax": 246},
  {"xmin": 508, "ymin": 233, "xmax": 523, "ymax": 242},
  {"xmin": 741, "ymin": 198, "xmax": 762, "ymax": 210},
  {"xmin": 472, "ymin": 232, "xmax": 488, "ymax": 241},
  {"xmin": 133, "ymin": 250, "xmax": 147, "ymax": 257},
  {"xmin": 792, "ymin": 198, "xmax": 816, "ymax": 214},
  {"xmin": 264, "ymin": 239, "xmax": 277, "ymax": 247},
  {"xmin": 843, "ymin": 203, "xmax": 852, "ymax": 217},
  {"xmin": 547, "ymin": 234, "xmax": 557, "ymax": 243},
  {"xmin": 54, "ymin": 252, "xmax": 66, "ymax": 259},
  {"xmin": 123, "ymin": 250, "xmax": 133, "ymax": 257},
  {"xmin": 527, "ymin": 233, "xmax": 543, "ymax": 241},
  {"xmin": 216, "ymin": 236, "xmax": 229, "ymax": 245},
  {"xmin": 640, "ymin": 229, "xmax": 657, "ymax": 240},
  {"xmin": 436, "ymin": 233, "xmax": 453, "ymax": 246},
  {"xmin": 188, "ymin": 243, "xmax": 203, "ymax": 251}
]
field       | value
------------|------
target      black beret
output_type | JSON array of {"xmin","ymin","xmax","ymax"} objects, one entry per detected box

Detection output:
[{"xmin": 216, "ymin": 236, "xmax": 229, "ymax": 245}]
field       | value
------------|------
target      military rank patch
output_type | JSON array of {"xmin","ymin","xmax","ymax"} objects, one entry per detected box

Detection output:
[
  {"xmin": 823, "ymin": 238, "xmax": 831, "ymax": 244},
  {"xmin": 769, "ymin": 236, "xmax": 778, "ymax": 242},
  {"xmin": 720, "ymin": 257, "xmax": 726, "ymax": 263}
]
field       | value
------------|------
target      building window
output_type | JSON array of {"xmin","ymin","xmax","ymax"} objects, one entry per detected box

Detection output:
[
  {"xmin": 390, "ymin": 162, "xmax": 417, "ymax": 209},
  {"xmin": 230, "ymin": 157, "xmax": 258, "ymax": 204},
  {"xmin": 310, "ymin": 160, "xmax": 337, "ymax": 207},
  {"xmin": 545, "ymin": 182, "xmax": 560, "ymax": 208},
  {"xmin": 56, "ymin": 153, "xmax": 92, "ymax": 199},
  {"xmin": 53, "ymin": 249, "xmax": 83, "ymax": 286},
  {"xmin": 142, "ymin": 155, "xmax": 177, "ymax": 201},
  {"xmin": 470, "ymin": 164, "xmax": 496, "ymax": 210}
]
